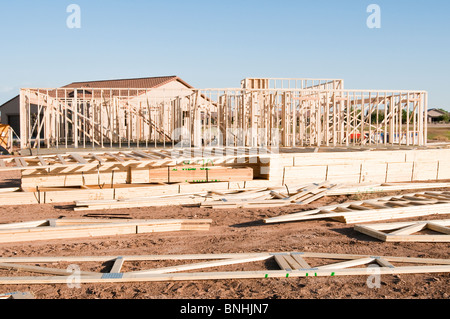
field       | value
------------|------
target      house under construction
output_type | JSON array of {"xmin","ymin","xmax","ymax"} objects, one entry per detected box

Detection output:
[{"xmin": 18, "ymin": 76, "xmax": 428, "ymax": 150}]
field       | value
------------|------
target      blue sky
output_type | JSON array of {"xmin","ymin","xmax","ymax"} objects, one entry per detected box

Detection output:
[{"xmin": 0, "ymin": 0, "xmax": 449, "ymax": 110}]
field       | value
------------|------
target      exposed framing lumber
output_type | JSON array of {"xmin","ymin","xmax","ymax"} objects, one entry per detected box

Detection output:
[
  {"xmin": 0, "ymin": 251, "xmax": 448, "ymax": 285},
  {"xmin": 354, "ymin": 219, "xmax": 450, "ymax": 242},
  {"xmin": 19, "ymin": 84, "xmax": 428, "ymax": 150}
]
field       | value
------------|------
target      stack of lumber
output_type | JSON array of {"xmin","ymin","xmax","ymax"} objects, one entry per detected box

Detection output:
[
  {"xmin": 268, "ymin": 148, "xmax": 450, "ymax": 185},
  {"xmin": 21, "ymin": 165, "xmax": 254, "ymax": 188},
  {"xmin": 354, "ymin": 219, "xmax": 450, "ymax": 242},
  {"xmin": 200, "ymin": 182, "xmax": 339, "ymax": 209},
  {"xmin": 0, "ymin": 251, "xmax": 449, "ymax": 285},
  {"xmin": 73, "ymin": 193, "xmax": 210, "ymax": 211},
  {"xmin": 0, "ymin": 147, "xmax": 264, "ymax": 189},
  {"xmin": 264, "ymin": 191, "xmax": 450, "ymax": 224},
  {"xmin": 0, "ymin": 218, "xmax": 212, "ymax": 243},
  {"xmin": 73, "ymin": 182, "xmax": 338, "ymax": 211}
]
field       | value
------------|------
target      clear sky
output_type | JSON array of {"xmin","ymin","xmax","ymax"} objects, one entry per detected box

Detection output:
[{"xmin": 0, "ymin": 0, "xmax": 449, "ymax": 110}]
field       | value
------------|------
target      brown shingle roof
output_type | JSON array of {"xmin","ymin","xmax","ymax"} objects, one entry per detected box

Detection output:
[
  {"xmin": 30, "ymin": 76, "xmax": 195, "ymax": 99},
  {"xmin": 61, "ymin": 76, "xmax": 193, "ymax": 89}
]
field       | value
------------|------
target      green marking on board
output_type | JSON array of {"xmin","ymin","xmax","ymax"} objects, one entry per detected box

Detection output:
[
  {"xmin": 306, "ymin": 273, "xmax": 309, "ymax": 277},
  {"xmin": 331, "ymin": 272, "xmax": 335, "ymax": 276},
  {"xmin": 265, "ymin": 274, "xmax": 268, "ymax": 278},
  {"xmin": 286, "ymin": 273, "xmax": 289, "ymax": 278},
  {"xmin": 315, "ymin": 273, "xmax": 317, "ymax": 277}
]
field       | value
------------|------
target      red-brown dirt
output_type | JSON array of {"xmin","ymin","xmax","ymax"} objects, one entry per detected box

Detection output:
[{"xmin": 0, "ymin": 170, "xmax": 448, "ymax": 300}]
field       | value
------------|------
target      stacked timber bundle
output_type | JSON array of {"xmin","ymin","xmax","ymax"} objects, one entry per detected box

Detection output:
[{"xmin": 0, "ymin": 218, "xmax": 213, "ymax": 243}]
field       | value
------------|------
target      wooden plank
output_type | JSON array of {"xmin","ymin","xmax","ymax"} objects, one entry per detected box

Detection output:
[
  {"xmin": 264, "ymin": 193, "xmax": 450, "ymax": 224},
  {"xmin": 37, "ymin": 156, "xmax": 47, "ymax": 166},
  {"xmin": 89, "ymin": 153, "xmax": 106, "ymax": 165},
  {"xmin": 56, "ymin": 154, "xmax": 68, "ymax": 165},
  {"xmin": 354, "ymin": 220, "xmax": 450, "ymax": 242},
  {"xmin": 0, "ymin": 219, "xmax": 212, "ymax": 243},
  {"xmin": 106, "ymin": 152, "xmax": 125, "ymax": 162},
  {"xmin": 375, "ymin": 258, "xmax": 395, "ymax": 268},
  {"xmin": 328, "ymin": 182, "xmax": 450, "ymax": 196},
  {"xmin": 274, "ymin": 254, "xmax": 292, "ymax": 271},
  {"xmin": 110, "ymin": 257, "xmax": 125, "ymax": 273},
  {"xmin": 426, "ymin": 222, "xmax": 450, "ymax": 235},
  {"xmin": 129, "ymin": 255, "xmax": 272, "ymax": 275},
  {"xmin": 0, "ymin": 262, "xmax": 98, "ymax": 277},
  {"xmin": 389, "ymin": 222, "xmax": 428, "ymax": 236},
  {"xmin": 354, "ymin": 225, "xmax": 387, "ymax": 241},
  {"xmin": 70, "ymin": 153, "xmax": 88, "ymax": 164},
  {"xmin": 1, "ymin": 264, "xmax": 449, "ymax": 284},
  {"xmin": 290, "ymin": 253, "xmax": 312, "ymax": 269},
  {"xmin": 316, "ymin": 257, "xmax": 375, "ymax": 270}
]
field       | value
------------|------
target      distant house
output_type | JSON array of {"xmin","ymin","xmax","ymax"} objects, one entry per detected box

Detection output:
[
  {"xmin": 0, "ymin": 76, "xmax": 195, "ymax": 137},
  {"xmin": 0, "ymin": 95, "xmax": 20, "ymax": 136},
  {"xmin": 428, "ymin": 108, "xmax": 449, "ymax": 123}
]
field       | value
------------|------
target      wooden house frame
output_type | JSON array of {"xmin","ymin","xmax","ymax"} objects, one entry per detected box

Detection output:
[{"xmin": 18, "ymin": 78, "xmax": 428, "ymax": 150}]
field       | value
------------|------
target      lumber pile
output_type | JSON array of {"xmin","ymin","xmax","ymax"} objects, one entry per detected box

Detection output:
[
  {"xmin": 72, "ymin": 182, "xmax": 338, "ymax": 211},
  {"xmin": 354, "ymin": 219, "xmax": 450, "ymax": 242},
  {"xmin": 268, "ymin": 148, "xmax": 450, "ymax": 185},
  {"xmin": 200, "ymin": 182, "xmax": 338, "ymax": 209},
  {"xmin": 0, "ymin": 218, "xmax": 212, "ymax": 243},
  {"xmin": 0, "ymin": 251, "xmax": 449, "ymax": 285},
  {"xmin": 21, "ymin": 165, "xmax": 254, "ymax": 188},
  {"xmin": 0, "ymin": 147, "xmax": 264, "ymax": 189},
  {"xmin": 264, "ymin": 191, "xmax": 450, "ymax": 224}
]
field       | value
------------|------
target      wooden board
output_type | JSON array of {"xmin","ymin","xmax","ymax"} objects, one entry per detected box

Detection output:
[
  {"xmin": 354, "ymin": 219, "xmax": 450, "ymax": 242},
  {"xmin": 0, "ymin": 218, "xmax": 212, "ymax": 243},
  {"xmin": 0, "ymin": 251, "xmax": 448, "ymax": 285},
  {"xmin": 264, "ymin": 191, "xmax": 450, "ymax": 224}
]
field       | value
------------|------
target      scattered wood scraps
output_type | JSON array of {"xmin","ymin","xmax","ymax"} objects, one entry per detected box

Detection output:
[
  {"xmin": 0, "ymin": 251, "xmax": 449, "ymax": 285},
  {"xmin": 72, "ymin": 182, "xmax": 339, "ymax": 211},
  {"xmin": 354, "ymin": 219, "xmax": 450, "ymax": 242},
  {"xmin": 200, "ymin": 182, "xmax": 339, "ymax": 209},
  {"xmin": 264, "ymin": 191, "xmax": 450, "ymax": 224}
]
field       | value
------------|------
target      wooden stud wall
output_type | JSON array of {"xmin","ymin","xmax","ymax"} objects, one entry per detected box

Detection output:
[{"xmin": 19, "ymin": 85, "xmax": 428, "ymax": 150}]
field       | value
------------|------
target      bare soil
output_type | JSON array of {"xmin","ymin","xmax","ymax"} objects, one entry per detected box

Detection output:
[{"xmin": 0, "ymin": 170, "xmax": 449, "ymax": 300}]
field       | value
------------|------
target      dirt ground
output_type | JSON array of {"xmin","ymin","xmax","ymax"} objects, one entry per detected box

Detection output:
[{"xmin": 0, "ymin": 170, "xmax": 449, "ymax": 301}]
